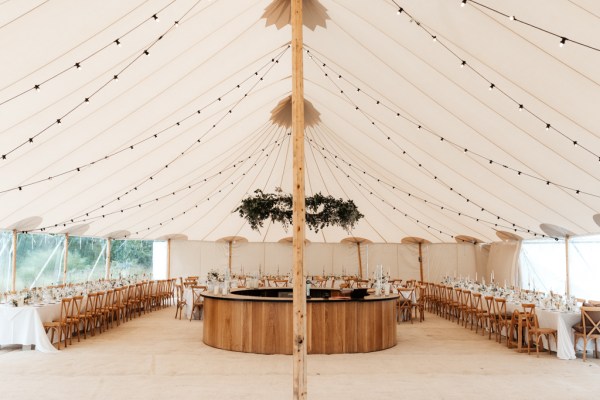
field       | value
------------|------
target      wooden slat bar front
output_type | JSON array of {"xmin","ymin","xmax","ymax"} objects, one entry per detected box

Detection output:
[{"xmin": 202, "ymin": 288, "xmax": 398, "ymax": 355}]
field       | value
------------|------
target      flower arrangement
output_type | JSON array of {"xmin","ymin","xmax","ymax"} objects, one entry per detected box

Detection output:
[
  {"xmin": 207, "ymin": 269, "xmax": 223, "ymax": 282},
  {"xmin": 235, "ymin": 189, "xmax": 364, "ymax": 233}
]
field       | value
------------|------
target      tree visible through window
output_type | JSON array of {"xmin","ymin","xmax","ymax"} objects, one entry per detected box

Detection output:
[{"xmin": 110, "ymin": 239, "xmax": 153, "ymax": 279}]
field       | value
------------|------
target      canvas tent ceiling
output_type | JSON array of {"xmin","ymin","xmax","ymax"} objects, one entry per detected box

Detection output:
[{"xmin": 0, "ymin": 0, "xmax": 599, "ymax": 244}]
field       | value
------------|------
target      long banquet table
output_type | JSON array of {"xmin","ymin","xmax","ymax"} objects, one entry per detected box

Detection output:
[
  {"xmin": 0, "ymin": 303, "xmax": 61, "ymax": 353},
  {"xmin": 503, "ymin": 302, "xmax": 584, "ymax": 360}
]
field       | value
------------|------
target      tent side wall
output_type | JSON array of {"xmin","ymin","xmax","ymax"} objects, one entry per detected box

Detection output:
[{"xmin": 168, "ymin": 241, "xmax": 484, "ymax": 282}]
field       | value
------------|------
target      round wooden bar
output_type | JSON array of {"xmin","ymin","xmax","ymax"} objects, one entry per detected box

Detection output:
[{"xmin": 202, "ymin": 288, "xmax": 398, "ymax": 355}]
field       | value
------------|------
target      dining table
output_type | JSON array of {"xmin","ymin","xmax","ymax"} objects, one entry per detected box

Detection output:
[
  {"xmin": 502, "ymin": 301, "xmax": 586, "ymax": 360},
  {"xmin": 0, "ymin": 302, "xmax": 62, "ymax": 353}
]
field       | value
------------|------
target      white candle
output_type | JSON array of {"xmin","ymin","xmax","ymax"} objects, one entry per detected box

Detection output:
[{"xmin": 475, "ymin": 272, "xmax": 478, "ymax": 282}]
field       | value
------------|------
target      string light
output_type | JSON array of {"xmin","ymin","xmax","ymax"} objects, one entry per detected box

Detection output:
[
  {"xmin": 460, "ymin": 60, "xmax": 466, "ymax": 68},
  {"xmin": 0, "ymin": 0, "xmax": 212, "ymax": 160},
  {"xmin": 560, "ymin": 37, "xmax": 566, "ymax": 47},
  {"xmin": 29, "ymin": 46, "xmax": 289, "ymax": 229},
  {"xmin": 0, "ymin": 0, "xmax": 183, "ymax": 108},
  {"xmin": 397, "ymin": 8, "xmax": 403, "ymax": 15},
  {"xmin": 307, "ymin": 134, "xmax": 548, "ymax": 239},
  {"xmin": 34, "ymin": 85, "xmax": 40, "ymax": 92},
  {"xmin": 152, "ymin": 14, "xmax": 159, "ymax": 22},
  {"xmin": 464, "ymin": 0, "xmax": 600, "ymax": 52},
  {"xmin": 75, "ymin": 62, "xmax": 81, "ymax": 70},
  {"xmin": 306, "ymin": 51, "xmax": 533, "ymax": 233},
  {"xmin": 37, "ymin": 133, "xmax": 288, "ymax": 232},
  {"xmin": 2, "ymin": 67, "xmax": 261, "ymax": 192},
  {"xmin": 304, "ymin": 47, "xmax": 600, "ymax": 200},
  {"xmin": 388, "ymin": 1, "xmax": 600, "ymax": 162},
  {"xmin": 134, "ymin": 131, "xmax": 293, "ymax": 238},
  {"xmin": 461, "ymin": 0, "xmax": 467, "ymax": 6},
  {"xmin": 489, "ymin": 83, "xmax": 495, "ymax": 90}
]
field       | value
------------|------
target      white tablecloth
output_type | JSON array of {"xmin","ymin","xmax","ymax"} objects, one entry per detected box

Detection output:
[
  {"xmin": 504, "ymin": 302, "xmax": 589, "ymax": 360},
  {"xmin": 0, "ymin": 303, "xmax": 61, "ymax": 353},
  {"xmin": 183, "ymin": 288, "xmax": 194, "ymax": 319}
]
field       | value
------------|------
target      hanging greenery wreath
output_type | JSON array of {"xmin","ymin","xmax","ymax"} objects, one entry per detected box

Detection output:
[{"xmin": 235, "ymin": 189, "xmax": 364, "ymax": 233}]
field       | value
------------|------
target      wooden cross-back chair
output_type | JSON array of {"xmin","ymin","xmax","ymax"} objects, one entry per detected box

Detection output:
[
  {"xmin": 43, "ymin": 297, "xmax": 72, "ymax": 350},
  {"xmin": 189, "ymin": 285, "xmax": 207, "ymax": 321},
  {"xmin": 573, "ymin": 306, "xmax": 600, "ymax": 361},
  {"xmin": 269, "ymin": 278, "xmax": 289, "ymax": 288},
  {"xmin": 67, "ymin": 295, "xmax": 84, "ymax": 343},
  {"xmin": 397, "ymin": 287, "xmax": 415, "ymax": 323},
  {"xmin": 415, "ymin": 284, "xmax": 426, "ymax": 322},
  {"xmin": 493, "ymin": 297, "xmax": 512, "ymax": 344},
  {"xmin": 175, "ymin": 284, "xmax": 186, "ymax": 320},
  {"xmin": 483, "ymin": 296, "xmax": 496, "ymax": 340},
  {"xmin": 313, "ymin": 277, "xmax": 328, "ymax": 288},
  {"xmin": 526, "ymin": 310, "xmax": 557, "ymax": 357}
]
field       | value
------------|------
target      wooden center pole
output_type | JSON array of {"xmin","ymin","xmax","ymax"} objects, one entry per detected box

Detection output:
[
  {"xmin": 11, "ymin": 230, "xmax": 17, "ymax": 292},
  {"xmin": 291, "ymin": 0, "xmax": 307, "ymax": 398}
]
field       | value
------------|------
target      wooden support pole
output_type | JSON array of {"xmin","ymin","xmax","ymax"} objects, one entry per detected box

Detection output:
[
  {"xmin": 291, "ymin": 0, "xmax": 307, "ymax": 398},
  {"xmin": 167, "ymin": 239, "xmax": 172, "ymax": 279},
  {"xmin": 11, "ymin": 230, "xmax": 17, "ymax": 292},
  {"xmin": 106, "ymin": 239, "xmax": 112, "ymax": 280},
  {"xmin": 356, "ymin": 243, "xmax": 363, "ymax": 279},
  {"xmin": 418, "ymin": 242, "xmax": 424, "ymax": 283},
  {"xmin": 228, "ymin": 241, "xmax": 233, "ymax": 275},
  {"xmin": 63, "ymin": 233, "xmax": 69, "ymax": 284},
  {"xmin": 565, "ymin": 235, "xmax": 570, "ymax": 297}
]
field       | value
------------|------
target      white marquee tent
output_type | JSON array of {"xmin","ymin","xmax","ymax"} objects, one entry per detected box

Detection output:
[{"xmin": 1, "ymin": 0, "xmax": 599, "ymax": 250}]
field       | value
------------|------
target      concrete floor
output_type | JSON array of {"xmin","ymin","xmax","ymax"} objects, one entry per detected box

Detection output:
[{"xmin": 1, "ymin": 307, "xmax": 598, "ymax": 400}]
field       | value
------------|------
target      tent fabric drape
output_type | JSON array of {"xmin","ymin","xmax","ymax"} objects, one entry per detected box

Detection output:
[{"xmin": 0, "ymin": 1, "xmax": 598, "ymax": 244}]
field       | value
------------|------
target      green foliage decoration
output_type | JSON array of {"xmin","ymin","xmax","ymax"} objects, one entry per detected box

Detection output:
[{"xmin": 235, "ymin": 189, "xmax": 364, "ymax": 233}]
